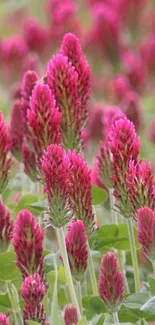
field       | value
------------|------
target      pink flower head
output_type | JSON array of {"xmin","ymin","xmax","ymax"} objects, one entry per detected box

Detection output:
[
  {"xmin": 23, "ymin": 17, "xmax": 49, "ymax": 54},
  {"xmin": 10, "ymin": 83, "xmax": 21, "ymax": 100},
  {"xmin": 60, "ymin": 33, "xmax": 92, "ymax": 109},
  {"xmin": 99, "ymin": 252, "xmax": 124, "ymax": 312},
  {"xmin": 148, "ymin": 118, "xmax": 155, "ymax": 143},
  {"xmin": 2, "ymin": 36, "xmax": 28, "ymax": 64},
  {"xmin": 22, "ymin": 142, "xmax": 37, "ymax": 182},
  {"xmin": 108, "ymin": 118, "xmax": 140, "ymax": 171},
  {"xmin": 64, "ymin": 304, "xmax": 79, "ymax": 325},
  {"xmin": 66, "ymin": 220, "xmax": 88, "ymax": 281},
  {"xmin": 0, "ymin": 313, "xmax": 9, "ymax": 325},
  {"xmin": 140, "ymin": 35, "xmax": 155, "ymax": 75},
  {"xmin": 102, "ymin": 107, "xmax": 126, "ymax": 138},
  {"xmin": 121, "ymin": 91, "xmax": 143, "ymax": 132},
  {"xmin": 0, "ymin": 112, "xmax": 12, "ymax": 193},
  {"xmin": 126, "ymin": 160, "xmax": 155, "ymax": 218},
  {"xmin": 27, "ymin": 82, "xmax": 61, "ymax": 160},
  {"xmin": 23, "ymin": 304, "xmax": 48, "ymax": 325},
  {"xmin": 41, "ymin": 144, "xmax": 71, "ymax": 227},
  {"xmin": 0, "ymin": 201, "xmax": 13, "ymax": 253},
  {"xmin": 12, "ymin": 209, "xmax": 44, "ymax": 278},
  {"xmin": 123, "ymin": 51, "xmax": 146, "ymax": 93},
  {"xmin": 22, "ymin": 52, "xmax": 40, "ymax": 76},
  {"xmin": 82, "ymin": 104, "xmax": 104, "ymax": 144},
  {"xmin": 113, "ymin": 74, "xmax": 131, "ymax": 102},
  {"xmin": 9, "ymin": 100, "xmax": 24, "ymax": 160},
  {"xmin": 21, "ymin": 273, "xmax": 46, "ymax": 305},
  {"xmin": 137, "ymin": 207, "xmax": 155, "ymax": 262},
  {"xmin": 95, "ymin": 141, "xmax": 113, "ymax": 189},
  {"xmin": 67, "ymin": 150, "xmax": 95, "ymax": 235},
  {"xmin": 47, "ymin": 54, "xmax": 82, "ymax": 150}
]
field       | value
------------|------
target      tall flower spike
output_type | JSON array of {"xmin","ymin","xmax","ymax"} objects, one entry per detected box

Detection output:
[
  {"xmin": 41, "ymin": 144, "xmax": 71, "ymax": 228},
  {"xmin": 64, "ymin": 304, "xmax": 79, "ymax": 325},
  {"xmin": 95, "ymin": 141, "xmax": 113, "ymax": 189},
  {"xmin": 22, "ymin": 142, "xmax": 37, "ymax": 182},
  {"xmin": 60, "ymin": 33, "xmax": 92, "ymax": 109},
  {"xmin": 47, "ymin": 54, "xmax": 82, "ymax": 150},
  {"xmin": 99, "ymin": 252, "xmax": 124, "ymax": 312},
  {"xmin": 102, "ymin": 107, "xmax": 125, "ymax": 139},
  {"xmin": 12, "ymin": 209, "xmax": 44, "ymax": 278},
  {"xmin": 137, "ymin": 207, "xmax": 155, "ymax": 263},
  {"xmin": 126, "ymin": 159, "xmax": 155, "ymax": 218},
  {"xmin": 66, "ymin": 220, "xmax": 88, "ymax": 281},
  {"xmin": 9, "ymin": 100, "xmax": 24, "ymax": 160},
  {"xmin": 0, "ymin": 313, "xmax": 10, "ymax": 325},
  {"xmin": 0, "ymin": 201, "xmax": 13, "ymax": 253},
  {"xmin": 27, "ymin": 82, "xmax": 61, "ymax": 161},
  {"xmin": 67, "ymin": 150, "xmax": 95, "ymax": 235},
  {"xmin": 0, "ymin": 111, "xmax": 12, "ymax": 193}
]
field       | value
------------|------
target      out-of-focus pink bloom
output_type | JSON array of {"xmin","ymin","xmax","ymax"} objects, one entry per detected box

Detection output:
[
  {"xmin": 91, "ymin": 166, "xmax": 107, "ymax": 190},
  {"xmin": 64, "ymin": 304, "xmax": 79, "ymax": 325},
  {"xmin": 95, "ymin": 141, "xmax": 113, "ymax": 189},
  {"xmin": 23, "ymin": 303, "xmax": 48, "ymax": 325},
  {"xmin": 2, "ymin": 36, "xmax": 28, "ymax": 64},
  {"xmin": 67, "ymin": 150, "xmax": 95, "ymax": 235},
  {"xmin": 102, "ymin": 106, "xmax": 125, "ymax": 138},
  {"xmin": 126, "ymin": 160, "xmax": 155, "ymax": 218},
  {"xmin": 82, "ymin": 104, "xmax": 104, "ymax": 144},
  {"xmin": 137, "ymin": 207, "xmax": 155, "ymax": 262},
  {"xmin": 47, "ymin": 54, "xmax": 83, "ymax": 150},
  {"xmin": 113, "ymin": 75, "xmax": 131, "ymax": 102},
  {"xmin": 22, "ymin": 52, "xmax": 40, "ymax": 76},
  {"xmin": 0, "ymin": 112, "xmax": 12, "ymax": 193},
  {"xmin": 22, "ymin": 273, "xmax": 46, "ymax": 305},
  {"xmin": 12, "ymin": 209, "xmax": 44, "ymax": 278},
  {"xmin": 123, "ymin": 51, "xmax": 147, "ymax": 93},
  {"xmin": 121, "ymin": 91, "xmax": 143, "ymax": 132},
  {"xmin": 148, "ymin": 118, "xmax": 155, "ymax": 143},
  {"xmin": 0, "ymin": 201, "xmax": 13, "ymax": 253},
  {"xmin": 10, "ymin": 83, "xmax": 21, "ymax": 100},
  {"xmin": 60, "ymin": 33, "xmax": 92, "ymax": 109},
  {"xmin": 23, "ymin": 17, "xmax": 49, "ymax": 54},
  {"xmin": 41, "ymin": 144, "xmax": 71, "ymax": 228},
  {"xmin": 99, "ymin": 252, "xmax": 124, "ymax": 312},
  {"xmin": 9, "ymin": 100, "xmax": 24, "ymax": 160},
  {"xmin": 140, "ymin": 35, "xmax": 155, "ymax": 75},
  {"xmin": 66, "ymin": 220, "xmax": 88, "ymax": 281},
  {"xmin": 22, "ymin": 142, "xmax": 37, "ymax": 182},
  {"xmin": 0, "ymin": 313, "xmax": 9, "ymax": 325},
  {"xmin": 27, "ymin": 82, "xmax": 61, "ymax": 160}
]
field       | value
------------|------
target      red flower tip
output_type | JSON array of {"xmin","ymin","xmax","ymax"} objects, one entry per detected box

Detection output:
[
  {"xmin": 41, "ymin": 144, "xmax": 71, "ymax": 228},
  {"xmin": 12, "ymin": 209, "xmax": 44, "ymax": 278},
  {"xmin": 9, "ymin": 100, "xmax": 24, "ymax": 160},
  {"xmin": 99, "ymin": 252, "xmax": 124, "ymax": 312},
  {"xmin": 47, "ymin": 54, "xmax": 83, "ymax": 150},
  {"xmin": 95, "ymin": 141, "xmax": 113, "ymax": 189},
  {"xmin": 68, "ymin": 150, "xmax": 95, "ymax": 235},
  {"xmin": 0, "ymin": 111, "xmax": 12, "ymax": 193},
  {"xmin": 0, "ymin": 313, "xmax": 9, "ymax": 325},
  {"xmin": 0, "ymin": 201, "xmax": 13, "ymax": 253},
  {"xmin": 121, "ymin": 91, "xmax": 143, "ymax": 133},
  {"xmin": 22, "ymin": 142, "xmax": 37, "ymax": 182},
  {"xmin": 21, "ymin": 273, "xmax": 46, "ymax": 305},
  {"xmin": 126, "ymin": 159, "xmax": 155, "ymax": 217},
  {"xmin": 27, "ymin": 82, "xmax": 61, "ymax": 159},
  {"xmin": 66, "ymin": 220, "xmax": 88, "ymax": 281},
  {"xmin": 2, "ymin": 36, "xmax": 28, "ymax": 63},
  {"xmin": 102, "ymin": 106, "xmax": 125, "ymax": 138},
  {"xmin": 137, "ymin": 207, "xmax": 155, "ymax": 262},
  {"xmin": 64, "ymin": 304, "xmax": 79, "ymax": 325}
]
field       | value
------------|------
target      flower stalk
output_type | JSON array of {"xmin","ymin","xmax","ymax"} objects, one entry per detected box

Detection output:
[{"xmin": 127, "ymin": 218, "xmax": 140, "ymax": 292}]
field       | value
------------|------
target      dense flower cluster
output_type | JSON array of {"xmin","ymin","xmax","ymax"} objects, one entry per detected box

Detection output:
[
  {"xmin": 0, "ymin": 313, "xmax": 10, "ymax": 325},
  {"xmin": 0, "ymin": 201, "xmax": 13, "ymax": 253},
  {"xmin": 64, "ymin": 304, "xmax": 79, "ymax": 325}
]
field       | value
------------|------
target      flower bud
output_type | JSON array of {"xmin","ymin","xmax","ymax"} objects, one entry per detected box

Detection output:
[{"xmin": 64, "ymin": 304, "xmax": 79, "ymax": 325}]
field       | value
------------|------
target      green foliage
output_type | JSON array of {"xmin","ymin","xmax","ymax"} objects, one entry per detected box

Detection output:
[{"xmin": 91, "ymin": 186, "xmax": 108, "ymax": 205}]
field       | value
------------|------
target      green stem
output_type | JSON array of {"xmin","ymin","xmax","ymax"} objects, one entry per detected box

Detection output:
[
  {"xmin": 76, "ymin": 281, "xmax": 83, "ymax": 315},
  {"xmin": 113, "ymin": 311, "xmax": 119, "ymax": 324},
  {"xmin": 127, "ymin": 218, "xmax": 140, "ymax": 292},
  {"xmin": 152, "ymin": 261, "xmax": 155, "ymax": 278},
  {"xmin": 83, "ymin": 273, "xmax": 87, "ymax": 296},
  {"xmin": 87, "ymin": 242, "xmax": 98, "ymax": 296},
  {"xmin": 117, "ymin": 250, "xmax": 129, "ymax": 294},
  {"xmin": 6, "ymin": 281, "xmax": 23, "ymax": 325},
  {"xmin": 57, "ymin": 227, "xmax": 81, "ymax": 318},
  {"xmin": 109, "ymin": 189, "xmax": 118, "ymax": 224}
]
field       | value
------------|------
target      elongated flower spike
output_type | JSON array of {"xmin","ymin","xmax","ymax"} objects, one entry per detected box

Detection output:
[
  {"xmin": 67, "ymin": 150, "xmax": 95, "ymax": 235},
  {"xmin": 12, "ymin": 209, "xmax": 44, "ymax": 279},
  {"xmin": 47, "ymin": 54, "xmax": 82, "ymax": 151},
  {"xmin": 126, "ymin": 159, "xmax": 155, "ymax": 218},
  {"xmin": 0, "ymin": 313, "xmax": 10, "ymax": 325},
  {"xmin": 137, "ymin": 207, "xmax": 155, "ymax": 263},
  {"xmin": 95, "ymin": 141, "xmax": 113, "ymax": 189},
  {"xmin": 27, "ymin": 82, "xmax": 61, "ymax": 163},
  {"xmin": 66, "ymin": 220, "xmax": 88, "ymax": 281},
  {"xmin": 0, "ymin": 201, "xmax": 13, "ymax": 253},
  {"xmin": 60, "ymin": 33, "xmax": 91, "ymax": 110},
  {"xmin": 9, "ymin": 100, "xmax": 24, "ymax": 160},
  {"xmin": 0, "ymin": 111, "xmax": 12, "ymax": 194},
  {"xmin": 22, "ymin": 142, "xmax": 37, "ymax": 182},
  {"xmin": 64, "ymin": 304, "xmax": 79, "ymax": 325},
  {"xmin": 99, "ymin": 252, "xmax": 124, "ymax": 312},
  {"xmin": 41, "ymin": 144, "xmax": 71, "ymax": 228},
  {"xmin": 102, "ymin": 107, "xmax": 125, "ymax": 139}
]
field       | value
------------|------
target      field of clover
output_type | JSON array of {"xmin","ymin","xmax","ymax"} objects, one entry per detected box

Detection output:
[{"xmin": 0, "ymin": 0, "xmax": 155, "ymax": 324}]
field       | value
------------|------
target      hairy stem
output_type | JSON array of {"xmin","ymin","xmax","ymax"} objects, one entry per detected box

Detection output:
[
  {"xmin": 127, "ymin": 218, "xmax": 140, "ymax": 292},
  {"xmin": 87, "ymin": 242, "xmax": 98, "ymax": 296},
  {"xmin": 113, "ymin": 311, "xmax": 119, "ymax": 324}
]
